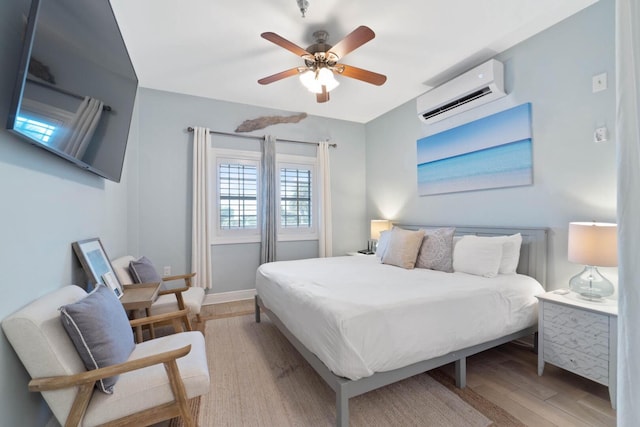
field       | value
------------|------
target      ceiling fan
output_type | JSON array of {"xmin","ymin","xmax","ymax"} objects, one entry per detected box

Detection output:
[{"xmin": 258, "ymin": 26, "xmax": 387, "ymax": 103}]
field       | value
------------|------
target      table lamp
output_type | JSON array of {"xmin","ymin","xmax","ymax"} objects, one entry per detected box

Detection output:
[{"xmin": 568, "ymin": 222, "xmax": 617, "ymax": 300}]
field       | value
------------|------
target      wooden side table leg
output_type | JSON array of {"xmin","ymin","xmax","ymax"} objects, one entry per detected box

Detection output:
[{"xmin": 146, "ymin": 308, "xmax": 156, "ymax": 340}]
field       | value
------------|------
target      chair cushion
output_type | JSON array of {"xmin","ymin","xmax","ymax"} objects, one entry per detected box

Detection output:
[
  {"xmin": 111, "ymin": 255, "xmax": 136, "ymax": 285},
  {"xmin": 82, "ymin": 331, "xmax": 210, "ymax": 425},
  {"xmin": 149, "ymin": 287, "xmax": 205, "ymax": 316},
  {"xmin": 129, "ymin": 256, "xmax": 162, "ymax": 284},
  {"xmin": 2, "ymin": 286, "xmax": 90, "ymax": 425},
  {"xmin": 60, "ymin": 285, "xmax": 135, "ymax": 394}
]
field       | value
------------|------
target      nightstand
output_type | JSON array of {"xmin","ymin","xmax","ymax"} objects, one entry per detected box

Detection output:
[{"xmin": 536, "ymin": 291, "xmax": 617, "ymax": 409}]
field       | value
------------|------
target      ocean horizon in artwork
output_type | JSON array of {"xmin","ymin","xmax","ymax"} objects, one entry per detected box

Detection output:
[{"xmin": 417, "ymin": 103, "xmax": 532, "ymax": 196}]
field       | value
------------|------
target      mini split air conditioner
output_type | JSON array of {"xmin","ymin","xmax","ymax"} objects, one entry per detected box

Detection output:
[{"xmin": 417, "ymin": 59, "xmax": 506, "ymax": 124}]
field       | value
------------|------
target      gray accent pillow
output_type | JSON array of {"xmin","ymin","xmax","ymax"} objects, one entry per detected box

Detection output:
[
  {"xmin": 60, "ymin": 285, "xmax": 135, "ymax": 394},
  {"xmin": 129, "ymin": 256, "xmax": 162, "ymax": 283},
  {"xmin": 415, "ymin": 227, "xmax": 456, "ymax": 272}
]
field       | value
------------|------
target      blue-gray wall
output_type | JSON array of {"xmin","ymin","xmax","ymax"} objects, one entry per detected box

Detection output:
[
  {"xmin": 365, "ymin": 0, "xmax": 616, "ymax": 290},
  {"xmin": 132, "ymin": 88, "xmax": 367, "ymax": 293},
  {"xmin": 0, "ymin": 1, "xmax": 134, "ymax": 425}
]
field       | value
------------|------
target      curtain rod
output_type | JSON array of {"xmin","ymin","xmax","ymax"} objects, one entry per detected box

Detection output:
[
  {"xmin": 26, "ymin": 78, "xmax": 112, "ymax": 112},
  {"xmin": 186, "ymin": 127, "xmax": 337, "ymax": 148}
]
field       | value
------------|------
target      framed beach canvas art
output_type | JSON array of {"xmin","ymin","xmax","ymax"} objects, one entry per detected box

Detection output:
[{"xmin": 417, "ymin": 103, "xmax": 533, "ymax": 196}]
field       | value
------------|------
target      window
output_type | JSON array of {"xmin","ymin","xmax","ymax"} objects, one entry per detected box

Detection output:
[
  {"xmin": 277, "ymin": 155, "xmax": 318, "ymax": 241},
  {"xmin": 280, "ymin": 168, "xmax": 311, "ymax": 228},
  {"xmin": 211, "ymin": 150, "xmax": 317, "ymax": 244},
  {"xmin": 212, "ymin": 149, "xmax": 261, "ymax": 244},
  {"xmin": 219, "ymin": 163, "xmax": 258, "ymax": 229}
]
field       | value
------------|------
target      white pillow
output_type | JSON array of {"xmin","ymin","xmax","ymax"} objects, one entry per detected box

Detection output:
[
  {"xmin": 375, "ymin": 229, "xmax": 391, "ymax": 260},
  {"xmin": 381, "ymin": 228, "xmax": 425, "ymax": 269},
  {"xmin": 453, "ymin": 235, "xmax": 504, "ymax": 278},
  {"xmin": 494, "ymin": 233, "xmax": 523, "ymax": 275}
]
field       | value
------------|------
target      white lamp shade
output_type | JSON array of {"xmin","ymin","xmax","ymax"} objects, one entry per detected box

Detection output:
[
  {"xmin": 299, "ymin": 71, "xmax": 322, "ymax": 93},
  {"xmin": 299, "ymin": 68, "xmax": 339, "ymax": 93},
  {"xmin": 370, "ymin": 220, "xmax": 391, "ymax": 240},
  {"xmin": 317, "ymin": 68, "xmax": 339, "ymax": 92},
  {"xmin": 568, "ymin": 222, "xmax": 618, "ymax": 267}
]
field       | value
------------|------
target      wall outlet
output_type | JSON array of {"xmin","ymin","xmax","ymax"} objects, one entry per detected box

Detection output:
[{"xmin": 163, "ymin": 266, "xmax": 171, "ymax": 276}]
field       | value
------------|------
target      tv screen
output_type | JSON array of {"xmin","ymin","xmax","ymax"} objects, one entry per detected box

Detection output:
[{"xmin": 6, "ymin": 0, "xmax": 138, "ymax": 182}]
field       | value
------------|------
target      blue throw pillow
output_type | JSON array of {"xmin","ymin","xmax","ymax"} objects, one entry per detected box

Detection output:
[
  {"xmin": 129, "ymin": 256, "xmax": 162, "ymax": 284},
  {"xmin": 60, "ymin": 285, "xmax": 135, "ymax": 394}
]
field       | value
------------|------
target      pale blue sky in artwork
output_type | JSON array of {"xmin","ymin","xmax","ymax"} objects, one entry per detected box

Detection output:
[{"xmin": 417, "ymin": 103, "xmax": 532, "ymax": 164}]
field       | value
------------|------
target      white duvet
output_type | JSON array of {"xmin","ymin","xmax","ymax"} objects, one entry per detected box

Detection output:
[{"xmin": 256, "ymin": 255, "xmax": 545, "ymax": 380}]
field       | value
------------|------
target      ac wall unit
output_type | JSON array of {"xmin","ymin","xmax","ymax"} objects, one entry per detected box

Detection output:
[{"xmin": 417, "ymin": 59, "xmax": 506, "ymax": 124}]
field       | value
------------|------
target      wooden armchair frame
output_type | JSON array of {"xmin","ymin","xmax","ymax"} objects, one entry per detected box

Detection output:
[
  {"xmin": 159, "ymin": 272, "xmax": 198, "ymax": 321},
  {"xmin": 111, "ymin": 256, "xmax": 204, "ymax": 328},
  {"xmin": 28, "ymin": 311, "xmax": 197, "ymax": 427}
]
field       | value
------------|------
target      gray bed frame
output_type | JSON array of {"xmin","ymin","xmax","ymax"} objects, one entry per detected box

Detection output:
[{"xmin": 255, "ymin": 225, "xmax": 548, "ymax": 426}]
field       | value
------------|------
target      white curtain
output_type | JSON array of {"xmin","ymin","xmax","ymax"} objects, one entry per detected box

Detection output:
[
  {"xmin": 260, "ymin": 135, "xmax": 277, "ymax": 264},
  {"xmin": 61, "ymin": 96, "xmax": 104, "ymax": 158},
  {"xmin": 191, "ymin": 127, "xmax": 212, "ymax": 289},
  {"xmin": 318, "ymin": 141, "xmax": 333, "ymax": 257},
  {"xmin": 616, "ymin": 0, "xmax": 640, "ymax": 424}
]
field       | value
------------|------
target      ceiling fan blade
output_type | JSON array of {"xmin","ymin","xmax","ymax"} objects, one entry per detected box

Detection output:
[
  {"xmin": 258, "ymin": 68, "xmax": 301, "ymax": 85},
  {"xmin": 316, "ymin": 86, "xmax": 330, "ymax": 103},
  {"xmin": 337, "ymin": 64, "xmax": 387, "ymax": 86},
  {"xmin": 327, "ymin": 26, "xmax": 375, "ymax": 61},
  {"xmin": 261, "ymin": 32, "xmax": 313, "ymax": 59}
]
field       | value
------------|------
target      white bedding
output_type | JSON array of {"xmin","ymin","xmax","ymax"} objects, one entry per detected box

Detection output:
[{"xmin": 256, "ymin": 255, "xmax": 545, "ymax": 380}]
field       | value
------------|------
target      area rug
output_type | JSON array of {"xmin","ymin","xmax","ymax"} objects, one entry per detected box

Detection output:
[{"xmin": 187, "ymin": 314, "xmax": 524, "ymax": 426}]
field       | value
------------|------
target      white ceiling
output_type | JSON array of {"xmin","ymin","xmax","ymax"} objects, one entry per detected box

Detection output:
[{"xmin": 109, "ymin": 0, "xmax": 597, "ymax": 124}]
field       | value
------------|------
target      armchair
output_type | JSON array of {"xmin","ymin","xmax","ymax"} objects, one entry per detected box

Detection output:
[
  {"xmin": 111, "ymin": 256, "xmax": 205, "ymax": 324},
  {"xmin": 2, "ymin": 285, "xmax": 209, "ymax": 427}
]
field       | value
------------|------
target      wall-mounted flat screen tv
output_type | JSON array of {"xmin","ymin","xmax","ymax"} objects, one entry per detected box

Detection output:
[{"xmin": 6, "ymin": 0, "xmax": 138, "ymax": 183}]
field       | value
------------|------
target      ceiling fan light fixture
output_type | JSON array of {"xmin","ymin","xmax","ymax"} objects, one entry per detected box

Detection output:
[
  {"xmin": 299, "ymin": 68, "xmax": 339, "ymax": 93},
  {"xmin": 317, "ymin": 67, "xmax": 339, "ymax": 91},
  {"xmin": 299, "ymin": 70, "xmax": 322, "ymax": 93},
  {"xmin": 259, "ymin": 26, "xmax": 383, "ymax": 103}
]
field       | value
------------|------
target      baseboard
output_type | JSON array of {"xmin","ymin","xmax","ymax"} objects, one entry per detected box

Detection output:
[{"xmin": 204, "ymin": 288, "xmax": 256, "ymax": 305}]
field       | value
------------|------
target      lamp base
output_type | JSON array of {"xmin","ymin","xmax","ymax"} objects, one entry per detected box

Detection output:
[
  {"xmin": 569, "ymin": 265, "xmax": 614, "ymax": 300},
  {"xmin": 576, "ymin": 291, "xmax": 606, "ymax": 302}
]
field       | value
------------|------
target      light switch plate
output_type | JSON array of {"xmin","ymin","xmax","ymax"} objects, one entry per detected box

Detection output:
[
  {"xmin": 592, "ymin": 73, "xmax": 607, "ymax": 93},
  {"xmin": 594, "ymin": 127, "xmax": 608, "ymax": 143}
]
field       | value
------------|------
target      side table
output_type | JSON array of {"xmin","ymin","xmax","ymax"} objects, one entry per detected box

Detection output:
[
  {"xmin": 536, "ymin": 291, "xmax": 617, "ymax": 408},
  {"xmin": 120, "ymin": 282, "xmax": 161, "ymax": 342}
]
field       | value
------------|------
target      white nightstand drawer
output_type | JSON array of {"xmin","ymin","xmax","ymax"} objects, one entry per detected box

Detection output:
[
  {"xmin": 542, "ymin": 322, "xmax": 608, "ymax": 360},
  {"xmin": 543, "ymin": 341, "xmax": 608, "ymax": 385},
  {"xmin": 543, "ymin": 302, "xmax": 608, "ymax": 335}
]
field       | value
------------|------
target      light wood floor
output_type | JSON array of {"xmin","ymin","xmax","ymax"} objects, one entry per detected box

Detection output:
[{"xmin": 199, "ymin": 299, "xmax": 617, "ymax": 427}]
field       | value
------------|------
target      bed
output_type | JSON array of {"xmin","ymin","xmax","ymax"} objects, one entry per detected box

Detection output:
[{"xmin": 255, "ymin": 225, "xmax": 548, "ymax": 426}]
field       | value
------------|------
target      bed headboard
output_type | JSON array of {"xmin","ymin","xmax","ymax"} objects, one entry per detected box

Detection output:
[{"xmin": 396, "ymin": 225, "xmax": 549, "ymax": 289}]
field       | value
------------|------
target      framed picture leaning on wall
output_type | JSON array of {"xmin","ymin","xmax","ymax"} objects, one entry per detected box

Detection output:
[{"xmin": 72, "ymin": 238, "xmax": 121, "ymax": 294}]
